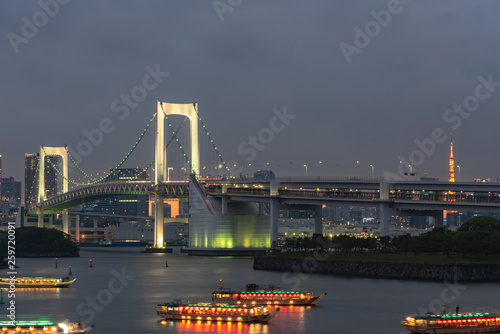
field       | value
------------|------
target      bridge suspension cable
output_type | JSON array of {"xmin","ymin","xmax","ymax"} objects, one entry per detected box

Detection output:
[
  {"xmin": 44, "ymin": 112, "xmax": 157, "ymax": 186},
  {"xmin": 193, "ymin": 104, "xmax": 232, "ymax": 178},
  {"xmin": 40, "ymin": 112, "xmax": 191, "ymax": 193}
]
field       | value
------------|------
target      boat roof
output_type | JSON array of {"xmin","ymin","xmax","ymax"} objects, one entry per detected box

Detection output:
[
  {"xmin": 213, "ymin": 288, "xmax": 306, "ymax": 294},
  {"xmin": 0, "ymin": 320, "xmax": 56, "ymax": 327},
  {"xmin": 158, "ymin": 301, "xmax": 259, "ymax": 308},
  {"xmin": 413, "ymin": 311, "xmax": 499, "ymax": 320}
]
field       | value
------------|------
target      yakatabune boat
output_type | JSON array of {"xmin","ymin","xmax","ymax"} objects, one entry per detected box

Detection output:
[
  {"xmin": 401, "ymin": 309, "xmax": 500, "ymax": 333},
  {"xmin": 212, "ymin": 282, "xmax": 327, "ymax": 306},
  {"xmin": 157, "ymin": 300, "xmax": 280, "ymax": 323},
  {"xmin": 0, "ymin": 277, "xmax": 76, "ymax": 288},
  {"xmin": 0, "ymin": 320, "xmax": 88, "ymax": 333}
]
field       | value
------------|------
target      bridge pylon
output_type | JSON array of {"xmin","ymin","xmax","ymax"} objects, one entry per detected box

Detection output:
[
  {"xmin": 38, "ymin": 146, "xmax": 69, "ymax": 234},
  {"xmin": 154, "ymin": 101, "xmax": 200, "ymax": 248}
]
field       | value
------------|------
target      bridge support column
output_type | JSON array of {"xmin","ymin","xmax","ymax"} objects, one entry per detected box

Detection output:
[
  {"xmin": 431, "ymin": 210, "xmax": 444, "ymax": 229},
  {"xmin": 62, "ymin": 210, "xmax": 69, "ymax": 234},
  {"xmin": 270, "ymin": 198, "xmax": 280, "ymax": 248},
  {"xmin": 379, "ymin": 203, "xmax": 390, "ymax": 237},
  {"xmin": 38, "ymin": 207, "xmax": 44, "ymax": 228},
  {"xmin": 75, "ymin": 215, "xmax": 80, "ymax": 242},
  {"xmin": 154, "ymin": 195, "xmax": 164, "ymax": 248},
  {"xmin": 314, "ymin": 206, "xmax": 323, "ymax": 235},
  {"xmin": 221, "ymin": 196, "xmax": 228, "ymax": 215},
  {"xmin": 93, "ymin": 216, "xmax": 98, "ymax": 229}
]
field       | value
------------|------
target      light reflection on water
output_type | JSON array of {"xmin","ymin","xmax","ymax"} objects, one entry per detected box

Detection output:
[
  {"xmin": 158, "ymin": 306, "xmax": 305, "ymax": 334},
  {"xmin": 2, "ymin": 248, "xmax": 499, "ymax": 334}
]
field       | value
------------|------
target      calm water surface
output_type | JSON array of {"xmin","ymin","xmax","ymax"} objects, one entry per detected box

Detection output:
[{"xmin": 2, "ymin": 248, "xmax": 499, "ymax": 334}]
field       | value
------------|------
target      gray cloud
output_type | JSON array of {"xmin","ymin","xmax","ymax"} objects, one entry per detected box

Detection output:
[{"xmin": 1, "ymin": 0, "xmax": 500, "ymax": 184}]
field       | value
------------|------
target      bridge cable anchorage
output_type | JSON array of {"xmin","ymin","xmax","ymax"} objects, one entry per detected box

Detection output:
[
  {"xmin": 192, "ymin": 103, "xmax": 232, "ymax": 178},
  {"xmin": 43, "ymin": 113, "xmax": 157, "ymax": 187}
]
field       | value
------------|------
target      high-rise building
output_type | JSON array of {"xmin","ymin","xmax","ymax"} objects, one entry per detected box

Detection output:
[
  {"xmin": 1, "ymin": 177, "xmax": 22, "ymax": 202},
  {"xmin": 24, "ymin": 153, "xmax": 58, "ymax": 205}
]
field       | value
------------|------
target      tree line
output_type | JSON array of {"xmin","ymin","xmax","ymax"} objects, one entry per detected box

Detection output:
[{"xmin": 279, "ymin": 216, "xmax": 500, "ymax": 257}]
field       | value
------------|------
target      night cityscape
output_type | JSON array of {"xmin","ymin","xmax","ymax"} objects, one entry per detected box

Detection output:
[{"xmin": 1, "ymin": 1, "xmax": 500, "ymax": 333}]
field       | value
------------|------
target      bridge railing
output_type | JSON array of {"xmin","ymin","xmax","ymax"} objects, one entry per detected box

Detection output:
[
  {"xmin": 279, "ymin": 189, "xmax": 380, "ymax": 200},
  {"xmin": 390, "ymin": 191, "xmax": 500, "ymax": 204}
]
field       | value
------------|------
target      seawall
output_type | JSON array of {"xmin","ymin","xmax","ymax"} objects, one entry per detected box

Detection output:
[
  {"xmin": 15, "ymin": 250, "xmax": 80, "ymax": 257},
  {"xmin": 253, "ymin": 256, "xmax": 500, "ymax": 282}
]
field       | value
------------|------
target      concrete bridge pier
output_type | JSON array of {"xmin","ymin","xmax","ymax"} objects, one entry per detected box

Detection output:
[
  {"xmin": 93, "ymin": 216, "xmax": 98, "ymax": 229},
  {"xmin": 314, "ymin": 205, "xmax": 323, "ymax": 235},
  {"xmin": 221, "ymin": 196, "xmax": 228, "ymax": 215},
  {"xmin": 270, "ymin": 198, "xmax": 280, "ymax": 247},
  {"xmin": 75, "ymin": 215, "xmax": 80, "ymax": 242},
  {"xmin": 154, "ymin": 194, "xmax": 164, "ymax": 248},
  {"xmin": 379, "ymin": 202, "xmax": 391, "ymax": 237},
  {"xmin": 62, "ymin": 210, "xmax": 69, "ymax": 234},
  {"xmin": 38, "ymin": 206, "xmax": 44, "ymax": 228}
]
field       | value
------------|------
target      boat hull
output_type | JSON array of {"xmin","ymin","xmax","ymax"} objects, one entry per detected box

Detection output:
[
  {"xmin": 0, "ymin": 278, "xmax": 76, "ymax": 288},
  {"xmin": 402, "ymin": 324, "xmax": 500, "ymax": 333},
  {"xmin": 157, "ymin": 309, "xmax": 279, "ymax": 323}
]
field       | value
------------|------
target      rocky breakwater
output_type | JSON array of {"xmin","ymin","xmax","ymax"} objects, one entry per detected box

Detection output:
[{"xmin": 253, "ymin": 256, "xmax": 500, "ymax": 282}]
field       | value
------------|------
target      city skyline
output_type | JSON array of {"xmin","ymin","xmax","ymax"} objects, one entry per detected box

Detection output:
[{"xmin": 1, "ymin": 1, "xmax": 500, "ymax": 182}]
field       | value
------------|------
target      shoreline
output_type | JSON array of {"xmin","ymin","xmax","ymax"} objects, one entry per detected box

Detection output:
[{"xmin": 253, "ymin": 256, "xmax": 500, "ymax": 282}]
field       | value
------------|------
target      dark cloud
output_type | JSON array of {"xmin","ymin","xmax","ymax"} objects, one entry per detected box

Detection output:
[{"xmin": 1, "ymin": 0, "xmax": 500, "ymax": 184}]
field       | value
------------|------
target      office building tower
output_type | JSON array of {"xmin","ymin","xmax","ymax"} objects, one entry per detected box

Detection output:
[{"xmin": 24, "ymin": 153, "xmax": 58, "ymax": 205}]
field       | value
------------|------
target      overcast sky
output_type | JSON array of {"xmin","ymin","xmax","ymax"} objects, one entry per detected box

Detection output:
[{"xmin": 1, "ymin": 0, "xmax": 500, "ymax": 184}]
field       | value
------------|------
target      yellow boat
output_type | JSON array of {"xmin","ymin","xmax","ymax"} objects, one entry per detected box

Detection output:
[
  {"xmin": 0, "ymin": 277, "xmax": 76, "ymax": 288},
  {"xmin": 157, "ymin": 300, "xmax": 280, "ymax": 323}
]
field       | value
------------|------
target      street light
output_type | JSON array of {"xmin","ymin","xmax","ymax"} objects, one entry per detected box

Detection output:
[
  {"xmin": 457, "ymin": 165, "xmax": 461, "ymax": 181},
  {"xmin": 167, "ymin": 167, "xmax": 173, "ymax": 181},
  {"xmin": 304, "ymin": 164, "xmax": 308, "ymax": 177},
  {"xmin": 408, "ymin": 165, "xmax": 413, "ymax": 173},
  {"xmin": 370, "ymin": 164, "xmax": 374, "ymax": 177}
]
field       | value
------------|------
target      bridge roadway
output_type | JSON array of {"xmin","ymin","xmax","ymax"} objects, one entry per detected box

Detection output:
[
  {"xmin": 28, "ymin": 181, "xmax": 189, "ymax": 213},
  {"xmin": 31, "ymin": 177, "xmax": 500, "ymax": 239}
]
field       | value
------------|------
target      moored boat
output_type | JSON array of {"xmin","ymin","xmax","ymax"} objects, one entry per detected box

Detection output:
[
  {"xmin": 0, "ymin": 320, "xmax": 89, "ymax": 333},
  {"xmin": 157, "ymin": 300, "xmax": 280, "ymax": 323},
  {"xmin": 212, "ymin": 282, "xmax": 326, "ymax": 306},
  {"xmin": 401, "ymin": 309, "xmax": 500, "ymax": 333},
  {"xmin": 0, "ymin": 277, "xmax": 76, "ymax": 288}
]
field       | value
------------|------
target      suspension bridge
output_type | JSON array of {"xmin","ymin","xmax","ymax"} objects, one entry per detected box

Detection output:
[{"xmin": 24, "ymin": 101, "xmax": 500, "ymax": 253}]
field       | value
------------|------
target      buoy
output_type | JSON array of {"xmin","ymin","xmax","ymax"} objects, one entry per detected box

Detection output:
[
  {"xmin": 219, "ymin": 279, "xmax": 223, "ymax": 290},
  {"xmin": 55, "ymin": 258, "xmax": 58, "ymax": 268},
  {"xmin": 90, "ymin": 259, "xmax": 93, "ymax": 268},
  {"xmin": 0, "ymin": 287, "xmax": 4, "ymax": 305},
  {"xmin": 165, "ymin": 260, "xmax": 168, "ymax": 268},
  {"xmin": 69, "ymin": 265, "xmax": 72, "ymax": 276}
]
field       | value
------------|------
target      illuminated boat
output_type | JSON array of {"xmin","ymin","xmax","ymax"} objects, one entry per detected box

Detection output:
[
  {"xmin": 212, "ymin": 282, "xmax": 327, "ymax": 306},
  {"xmin": 157, "ymin": 300, "xmax": 280, "ymax": 323},
  {"xmin": 401, "ymin": 309, "xmax": 500, "ymax": 333},
  {"xmin": 0, "ymin": 277, "xmax": 76, "ymax": 288},
  {"xmin": 0, "ymin": 320, "xmax": 89, "ymax": 333}
]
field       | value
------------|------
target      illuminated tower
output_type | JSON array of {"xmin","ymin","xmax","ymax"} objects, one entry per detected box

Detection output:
[{"xmin": 449, "ymin": 135, "xmax": 455, "ymax": 182}]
